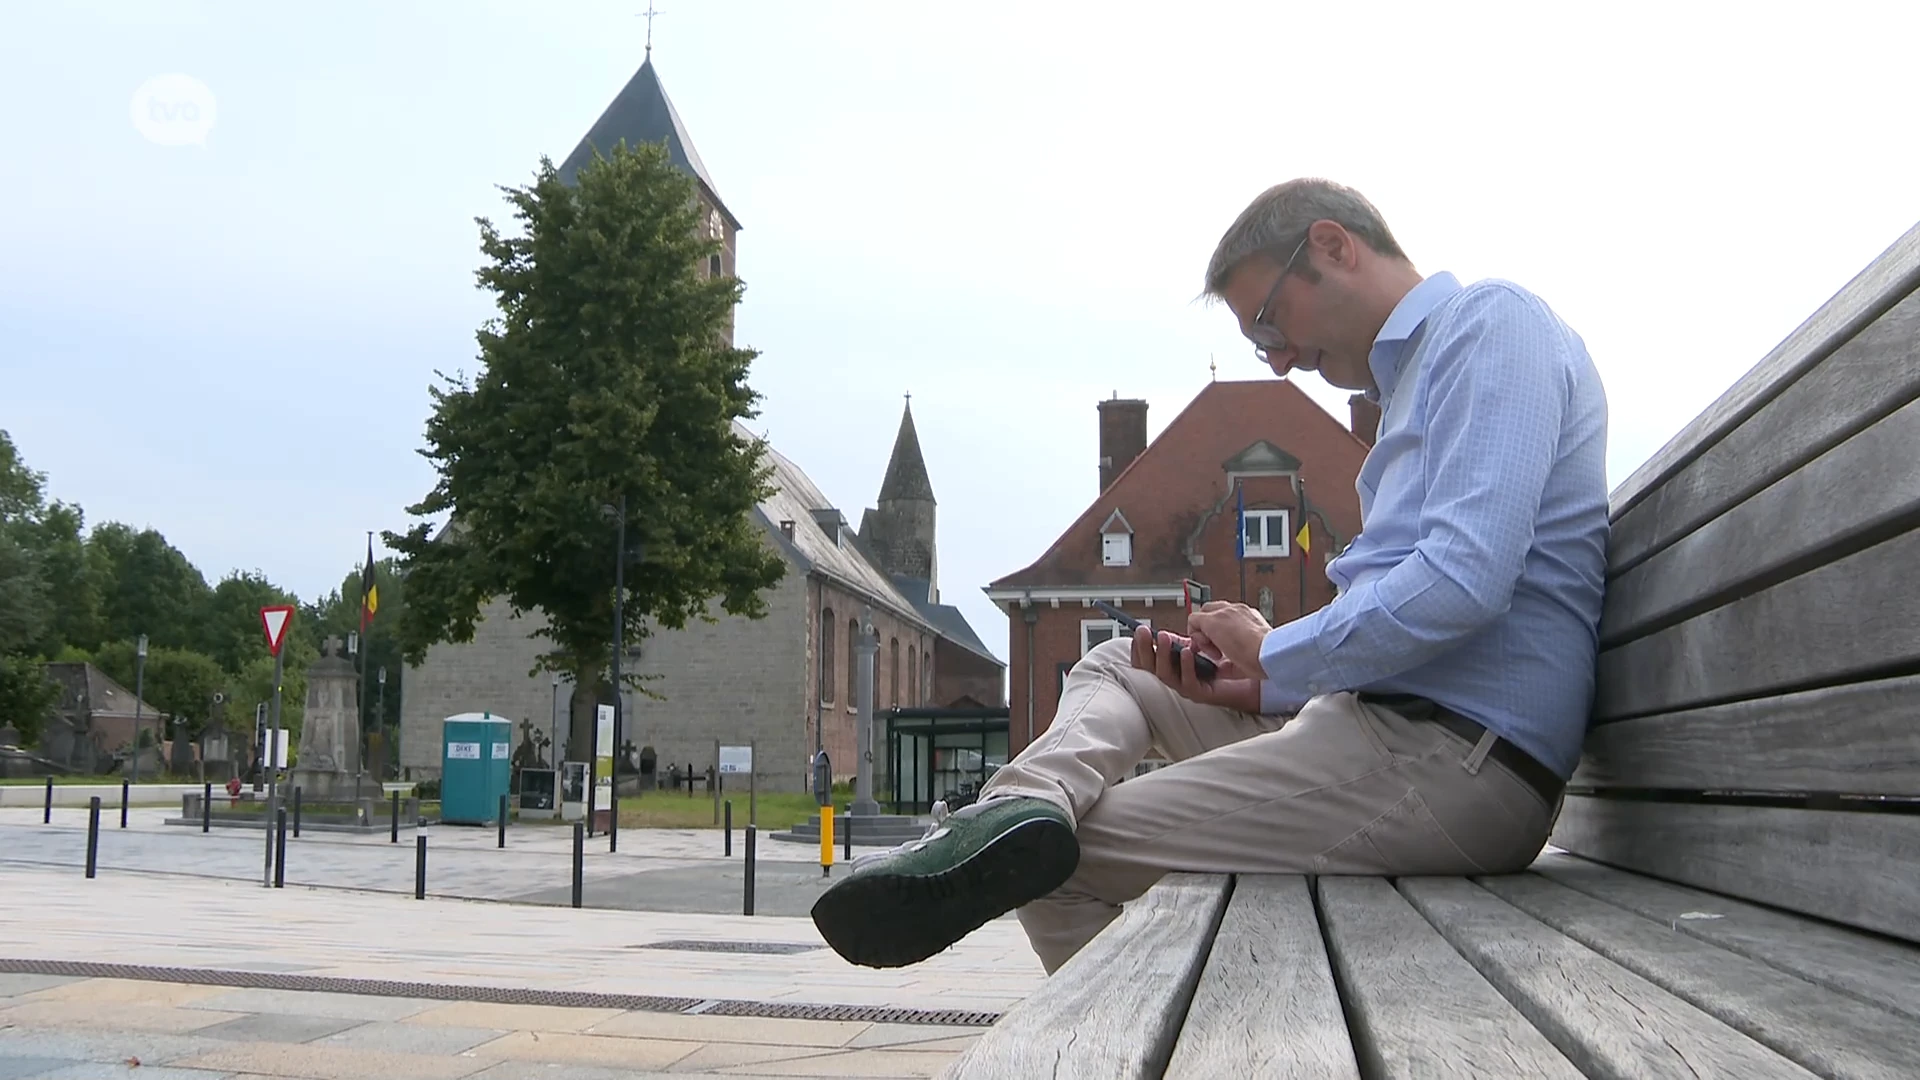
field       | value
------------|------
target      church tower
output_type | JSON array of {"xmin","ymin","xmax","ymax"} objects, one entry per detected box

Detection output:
[
  {"xmin": 558, "ymin": 54, "xmax": 742, "ymax": 345},
  {"xmin": 860, "ymin": 400, "xmax": 939, "ymax": 600}
]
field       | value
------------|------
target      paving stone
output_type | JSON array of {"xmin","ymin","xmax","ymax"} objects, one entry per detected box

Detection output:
[
  {"xmin": 404, "ymin": 1003, "xmax": 624, "ymax": 1034},
  {"xmin": 711, "ymin": 1047, "xmax": 967, "ymax": 1077},
  {"xmin": 187, "ymin": 988, "xmax": 439, "ymax": 1021},
  {"xmin": 0, "ymin": 1058, "xmax": 80, "ymax": 1080},
  {"xmin": 583, "ymin": 1012, "xmax": 866, "ymax": 1047},
  {"xmin": 0, "ymin": 974, "xmax": 81, "ymax": 998},
  {"xmin": 0, "ymin": 1000, "xmax": 245, "ymax": 1034},
  {"xmin": 846, "ymin": 1023, "xmax": 983, "ymax": 1050},
  {"xmin": 28, "ymin": 1064, "xmax": 236, "ymax": 1079},
  {"xmin": 312, "ymin": 1020, "xmax": 505, "ymax": 1055},
  {"xmin": 462, "ymin": 1065, "xmax": 690, "ymax": 1080},
  {"xmin": 463, "ymin": 1030, "xmax": 703, "ymax": 1070},
  {"xmin": 664, "ymin": 1042, "xmax": 849, "ymax": 1071},
  {"xmin": 172, "ymin": 1041, "xmax": 492, "ymax": 1080},
  {"xmin": 18, "ymin": 979, "xmax": 229, "ymax": 1008},
  {"xmin": 0, "ymin": 1025, "xmax": 232, "ymax": 1065},
  {"xmin": 191, "ymin": 1012, "xmax": 364, "ymax": 1043}
]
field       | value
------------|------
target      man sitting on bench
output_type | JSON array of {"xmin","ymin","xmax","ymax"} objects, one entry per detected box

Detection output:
[{"xmin": 810, "ymin": 177, "xmax": 1612, "ymax": 975}]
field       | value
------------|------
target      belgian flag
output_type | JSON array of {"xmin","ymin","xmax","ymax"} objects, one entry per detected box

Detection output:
[{"xmin": 360, "ymin": 535, "xmax": 379, "ymax": 631}]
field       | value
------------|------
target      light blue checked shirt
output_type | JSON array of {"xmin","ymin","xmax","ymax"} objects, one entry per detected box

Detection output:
[{"xmin": 1256, "ymin": 271, "xmax": 1610, "ymax": 780}]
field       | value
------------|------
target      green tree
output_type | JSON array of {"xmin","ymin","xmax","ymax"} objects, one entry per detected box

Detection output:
[
  {"xmin": 389, "ymin": 142, "xmax": 786, "ymax": 760},
  {"xmin": 87, "ymin": 523, "xmax": 211, "ymax": 651},
  {"xmin": 198, "ymin": 570, "xmax": 301, "ymax": 675},
  {"xmin": 0, "ymin": 430, "xmax": 42, "ymax": 523},
  {"xmin": 0, "ymin": 430, "xmax": 57, "ymax": 740}
]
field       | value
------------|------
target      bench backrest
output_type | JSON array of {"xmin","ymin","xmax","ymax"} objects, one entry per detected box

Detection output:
[{"xmin": 1553, "ymin": 219, "xmax": 1920, "ymax": 944}]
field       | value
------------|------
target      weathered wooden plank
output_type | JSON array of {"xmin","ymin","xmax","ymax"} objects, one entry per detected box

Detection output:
[
  {"xmin": 1609, "ymin": 281, "xmax": 1920, "ymax": 575},
  {"xmin": 1570, "ymin": 675, "xmax": 1920, "ymax": 795},
  {"xmin": 1549, "ymin": 797, "xmax": 1920, "ymax": 944},
  {"xmin": 1479, "ymin": 870, "xmax": 1920, "ymax": 1079},
  {"xmin": 1529, "ymin": 851, "xmax": 1920, "ymax": 1024},
  {"xmin": 1609, "ymin": 219, "xmax": 1920, "ymax": 520},
  {"xmin": 1317, "ymin": 876, "xmax": 1580, "ymax": 1079},
  {"xmin": 1163, "ymin": 875, "xmax": 1358, "ymax": 1079},
  {"xmin": 1399, "ymin": 877, "xmax": 1819, "ymax": 1079},
  {"xmin": 1602, "ymin": 388, "xmax": 1920, "ymax": 647},
  {"xmin": 1594, "ymin": 527, "xmax": 1920, "ymax": 722},
  {"xmin": 941, "ymin": 873, "xmax": 1230, "ymax": 1080}
]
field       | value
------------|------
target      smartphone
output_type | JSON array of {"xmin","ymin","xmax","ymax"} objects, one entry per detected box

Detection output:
[{"xmin": 1094, "ymin": 600, "xmax": 1218, "ymax": 682}]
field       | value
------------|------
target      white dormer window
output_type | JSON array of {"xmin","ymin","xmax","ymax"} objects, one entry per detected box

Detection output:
[{"xmin": 1100, "ymin": 508, "xmax": 1134, "ymax": 567}]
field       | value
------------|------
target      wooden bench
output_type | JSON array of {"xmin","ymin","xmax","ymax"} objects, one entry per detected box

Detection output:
[{"xmin": 944, "ymin": 221, "xmax": 1920, "ymax": 1079}]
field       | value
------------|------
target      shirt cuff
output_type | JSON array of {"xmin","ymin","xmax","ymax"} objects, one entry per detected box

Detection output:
[{"xmin": 1256, "ymin": 620, "xmax": 1324, "ymax": 712}]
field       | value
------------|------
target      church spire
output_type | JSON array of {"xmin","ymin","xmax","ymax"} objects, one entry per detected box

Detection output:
[{"xmin": 878, "ymin": 395, "xmax": 935, "ymax": 504}]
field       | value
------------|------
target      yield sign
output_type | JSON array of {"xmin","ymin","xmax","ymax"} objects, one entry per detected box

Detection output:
[{"xmin": 260, "ymin": 605, "xmax": 294, "ymax": 657}]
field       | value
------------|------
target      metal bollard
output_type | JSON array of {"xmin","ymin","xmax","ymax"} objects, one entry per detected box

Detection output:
[
  {"xmin": 743, "ymin": 824, "xmax": 756, "ymax": 916},
  {"xmin": 292, "ymin": 787, "xmax": 302, "ymax": 838},
  {"xmin": 120, "ymin": 778, "xmax": 129, "ymax": 828},
  {"xmin": 44, "ymin": 776, "xmax": 53, "ymax": 824},
  {"xmin": 202, "ymin": 781, "xmax": 212, "ymax": 833},
  {"xmin": 724, "ymin": 800, "xmax": 732, "ymax": 857},
  {"xmin": 819, "ymin": 805, "xmax": 833, "ymax": 878},
  {"xmin": 844, "ymin": 807, "xmax": 852, "ymax": 863},
  {"xmin": 415, "ymin": 824, "xmax": 428, "ymax": 900},
  {"xmin": 85, "ymin": 797, "xmax": 101, "ymax": 879},
  {"xmin": 571, "ymin": 822, "xmax": 584, "ymax": 909},
  {"xmin": 274, "ymin": 808, "xmax": 287, "ymax": 888},
  {"xmin": 498, "ymin": 793, "xmax": 507, "ymax": 849},
  {"xmin": 390, "ymin": 790, "xmax": 399, "ymax": 843}
]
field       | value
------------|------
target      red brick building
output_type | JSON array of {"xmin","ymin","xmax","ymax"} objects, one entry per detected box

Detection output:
[{"xmin": 986, "ymin": 380, "xmax": 1375, "ymax": 754}]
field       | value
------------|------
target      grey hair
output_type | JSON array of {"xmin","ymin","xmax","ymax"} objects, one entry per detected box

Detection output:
[{"xmin": 1202, "ymin": 178, "xmax": 1409, "ymax": 299}]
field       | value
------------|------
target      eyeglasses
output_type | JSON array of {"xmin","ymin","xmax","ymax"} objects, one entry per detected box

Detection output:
[{"xmin": 1248, "ymin": 233, "xmax": 1311, "ymax": 362}]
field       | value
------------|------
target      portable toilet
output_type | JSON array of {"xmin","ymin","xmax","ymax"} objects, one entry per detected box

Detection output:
[{"xmin": 440, "ymin": 712, "xmax": 512, "ymax": 825}]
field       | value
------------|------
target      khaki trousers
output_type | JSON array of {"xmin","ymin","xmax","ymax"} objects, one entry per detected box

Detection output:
[{"xmin": 980, "ymin": 638, "xmax": 1559, "ymax": 974}]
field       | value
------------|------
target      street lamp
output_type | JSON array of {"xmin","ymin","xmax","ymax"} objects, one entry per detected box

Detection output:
[
  {"xmin": 377, "ymin": 666, "xmax": 388, "ymax": 780},
  {"xmin": 131, "ymin": 634, "xmax": 148, "ymax": 784},
  {"xmin": 550, "ymin": 673, "xmax": 562, "ymax": 763}
]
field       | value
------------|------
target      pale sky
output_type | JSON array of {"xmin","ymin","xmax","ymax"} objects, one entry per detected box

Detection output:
[{"xmin": 4, "ymin": 0, "xmax": 1917, "ymax": 674}]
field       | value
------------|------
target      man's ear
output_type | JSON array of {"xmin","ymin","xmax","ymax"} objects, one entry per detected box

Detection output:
[{"xmin": 1308, "ymin": 221, "xmax": 1357, "ymax": 272}]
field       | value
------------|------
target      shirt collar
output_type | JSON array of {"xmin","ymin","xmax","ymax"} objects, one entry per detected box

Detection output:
[{"xmin": 1366, "ymin": 271, "xmax": 1461, "ymax": 400}]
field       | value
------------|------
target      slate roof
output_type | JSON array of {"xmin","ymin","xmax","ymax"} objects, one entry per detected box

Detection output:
[
  {"xmin": 558, "ymin": 56, "xmax": 741, "ymax": 230},
  {"xmin": 877, "ymin": 402, "xmax": 935, "ymax": 503},
  {"xmin": 740, "ymin": 424, "xmax": 934, "ymax": 634},
  {"xmin": 43, "ymin": 662, "xmax": 162, "ymax": 720},
  {"xmin": 890, "ymin": 574, "xmax": 1002, "ymax": 666}
]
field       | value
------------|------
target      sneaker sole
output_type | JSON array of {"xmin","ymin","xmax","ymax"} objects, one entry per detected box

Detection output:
[{"xmin": 810, "ymin": 816, "xmax": 1079, "ymax": 969}]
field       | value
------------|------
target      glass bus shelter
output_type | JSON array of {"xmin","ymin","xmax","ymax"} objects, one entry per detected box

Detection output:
[{"xmin": 883, "ymin": 706, "xmax": 1010, "ymax": 815}]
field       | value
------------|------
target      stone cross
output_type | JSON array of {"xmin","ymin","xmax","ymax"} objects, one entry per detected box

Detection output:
[{"xmin": 323, "ymin": 635, "xmax": 342, "ymax": 657}]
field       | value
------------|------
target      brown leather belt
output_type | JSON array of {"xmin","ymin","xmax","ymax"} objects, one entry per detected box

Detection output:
[{"xmin": 1357, "ymin": 692, "xmax": 1565, "ymax": 806}]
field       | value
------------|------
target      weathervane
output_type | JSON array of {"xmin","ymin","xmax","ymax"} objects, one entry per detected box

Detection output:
[
  {"xmin": 641, "ymin": 1, "xmax": 661, "ymax": 57},
  {"xmin": 1210, "ymin": 354, "xmax": 1217, "ymax": 381}
]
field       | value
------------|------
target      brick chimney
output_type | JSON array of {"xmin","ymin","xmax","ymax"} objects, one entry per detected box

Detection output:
[
  {"xmin": 1097, "ymin": 394, "xmax": 1149, "ymax": 492},
  {"xmin": 1348, "ymin": 394, "xmax": 1382, "ymax": 447}
]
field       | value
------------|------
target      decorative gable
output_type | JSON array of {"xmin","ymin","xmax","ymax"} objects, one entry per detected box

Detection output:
[{"xmin": 1223, "ymin": 440, "xmax": 1301, "ymax": 475}]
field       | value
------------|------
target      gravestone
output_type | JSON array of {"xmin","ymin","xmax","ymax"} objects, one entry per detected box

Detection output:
[{"xmin": 290, "ymin": 636, "xmax": 361, "ymax": 798}]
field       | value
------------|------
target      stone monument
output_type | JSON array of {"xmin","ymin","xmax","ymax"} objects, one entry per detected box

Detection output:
[{"xmin": 291, "ymin": 636, "xmax": 360, "ymax": 798}]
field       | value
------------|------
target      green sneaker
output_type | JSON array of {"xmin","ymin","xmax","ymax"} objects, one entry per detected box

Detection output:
[{"xmin": 810, "ymin": 796, "xmax": 1078, "ymax": 969}]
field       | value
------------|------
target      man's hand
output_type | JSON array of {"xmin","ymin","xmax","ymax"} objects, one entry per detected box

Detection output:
[
  {"xmin": 1187, "ymin": 601, "xmax": 1273, "ymax": 683},
  {"xmin": 1129, "ymin": 621, "xmax": 1261, "ymax": 713}
]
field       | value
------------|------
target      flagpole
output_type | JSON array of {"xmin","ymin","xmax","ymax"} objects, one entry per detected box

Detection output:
[
  {"xmin": 1235, "ymin": 480, "xmax": 1247, "ymax": 604},
  {"xmin": 360, "ymin": 531, "xmax": 373, "ymax": 781},
  {"xmin": 1296, "ymin": 479, "xmax": 1308, "ymax": 618}
]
